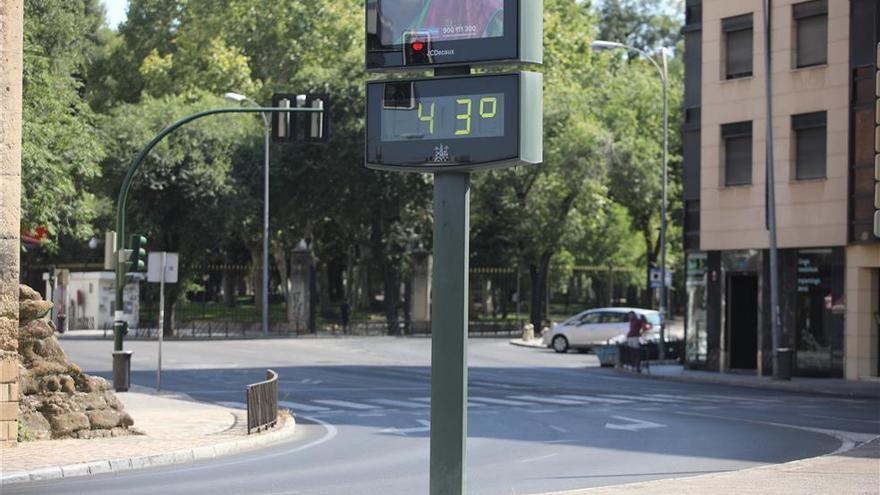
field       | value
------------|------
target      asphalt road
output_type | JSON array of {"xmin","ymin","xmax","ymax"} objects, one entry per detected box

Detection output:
[{"xmin": 6, "ymin": 337, "xmax": 879, "ymax": 495}]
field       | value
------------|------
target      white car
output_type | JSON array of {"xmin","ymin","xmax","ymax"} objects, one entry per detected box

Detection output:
[{"xmin": 541, "ymin": 307, "xmax": 661, "ymax": 353}]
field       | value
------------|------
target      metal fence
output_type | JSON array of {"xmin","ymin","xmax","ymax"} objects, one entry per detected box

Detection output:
[{"xmin": 246, "ymin": 369, "xmax": 279, "ymax": 434}]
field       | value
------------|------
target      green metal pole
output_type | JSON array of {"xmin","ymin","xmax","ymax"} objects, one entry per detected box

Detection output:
[
  {"xmin": 113, "ymin": 107, "xmax": 322, "ymax": 351},
  {"xmin": 429, "ymin": 172, "xmax": 470, "ymax": 495}
]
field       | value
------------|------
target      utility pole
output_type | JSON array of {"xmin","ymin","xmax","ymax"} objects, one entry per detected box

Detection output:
[{"xmin": 763, "ymin": 0, "xmax": 784, "ymax": 379}]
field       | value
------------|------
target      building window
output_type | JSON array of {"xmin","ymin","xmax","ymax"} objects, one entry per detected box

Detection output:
[
  {"xmin": 722, "ymin": 122, "xmax": 753, "ymax": 186},
  {"xmin": 722, "ymin": 14, "xmax": 753, "ymax": 79},
  {"xmin": 792, "ymin": 111, "xmax": 827, "ymax": 180},
  {"xmin": 794, "ymin": 1, "xmax": 828, "ymax": 68}
]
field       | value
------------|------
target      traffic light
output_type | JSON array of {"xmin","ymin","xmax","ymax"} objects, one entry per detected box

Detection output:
[
  {"xmin": 130, "ymin": 234, "xmax": 147, "ymax": 271},
  {"xmin": 403, "ymin": 30, "xmax": 432, "ymax": 66},
  {"xmin": 271, "ymin": 93, "xmax": 329, "ymax": 143}
]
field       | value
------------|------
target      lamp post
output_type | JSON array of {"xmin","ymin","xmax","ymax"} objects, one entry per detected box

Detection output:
[
  {"xmin": 592, "ymin": 40, "xmax": 669, "ymax": 358},
  {"xmin": 224, "ymin": 92, "xmax": 271, "ymax": 338}
]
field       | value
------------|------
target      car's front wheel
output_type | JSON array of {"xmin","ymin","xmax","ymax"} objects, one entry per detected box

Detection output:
[{"xmin": 552, "ymin": 335, "xmax": 569, "ymax": 353}]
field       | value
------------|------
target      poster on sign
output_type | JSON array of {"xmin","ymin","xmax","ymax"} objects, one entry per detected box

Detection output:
[{"xmin": 366, "ymin": 0, "xmax": 542, "ymax": 70}]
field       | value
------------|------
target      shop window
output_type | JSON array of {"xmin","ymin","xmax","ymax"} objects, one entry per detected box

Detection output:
[
  {"xmin": 792, "ymin": 112, "xmax": 827, "ymax": 180},
  {"xmin": 723, "ymin": 14, "xmax": 753, "ymax": 79},
  {"xmin": 795, "ymin": 248, "xmax": 844, "ymax": 376},
  {"xmin": 722, "ymin": 122, "xmax": 753, "ymax": 186},
  {"xmin": 794, "ymin": 1, "xmax": 828, "ymax": 68}
]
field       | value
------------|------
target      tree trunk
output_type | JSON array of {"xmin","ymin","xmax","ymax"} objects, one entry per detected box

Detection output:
[
  {"xmin": 162, "ymin": 285, "xmax": 179, "ymax": 338},
  {"xmin": 272, "ymin": 242, "xmax": 289, "ymax": 301},
  {"xmin": 318, "ymin": 262, "xmax": 333, "ymax": 318},
  {"xmin": 249, "ymin": 245, "xmax": 263, "ymax": 316},
  {"xmin": 529, "ymin": 252, "xmax": 553, "ymax": 330}
]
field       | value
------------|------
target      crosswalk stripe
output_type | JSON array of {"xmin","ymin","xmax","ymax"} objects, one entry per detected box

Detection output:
[
  {"xmin": 701, "ymin": 395, "xmax": 780, "ymax": 403},
  {"xmin": 216, "ymin": 401, "xmax": 247, "ymax": 409},
  {"xmin": 370, "ymin": 399, "xmax": 427, "ymax": 409},
  {"xmin": 469, "ymin": 397, "xmax": 533, "ymax": 406},
  {"xmin": 279, "ymin": 400, "xmax": 331, "ymax": 412},
  {"xmin": 509, "ymin": 395, "xmax": 584, "ymax": 405},
  {"xmin": 600, "ymin": 394, "xmax": 678, "ymax": 403},
  {"xmin": 648, "ymin": 394, "xmax": 725, "ymax": 403},
  {"xmin": 554, "ymin": 395, "xmax": 630, "ymax": 404},
  {"xmin": 313, "ymin": 399, "xmax": 380, "ymax": 410},
  {"xmin": 409, "ymin": 397, "xmax": 485, "ymax": 407}
]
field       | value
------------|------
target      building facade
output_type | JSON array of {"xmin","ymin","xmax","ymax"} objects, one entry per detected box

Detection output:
[{"xmin": 682, "ymin": 0, "xmax": 879, "ymax": 379}]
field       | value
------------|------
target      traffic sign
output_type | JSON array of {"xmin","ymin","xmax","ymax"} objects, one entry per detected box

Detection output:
[
  {"xmin": 366, "ymin": 72, "xmax": 542, "ymax": 172},
  {"xmin": 650, "ymin": 268, "xmax": 672, "ymax": 289},
  {"xmin": 365, "ymin": 0, "xmax": 542, "ymax": 71},
  {"xmin": 147, "ymin": 252, "xmax": 179, "ymax": 284}
]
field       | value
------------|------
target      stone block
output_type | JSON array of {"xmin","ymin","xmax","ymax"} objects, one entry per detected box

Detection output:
[
  {"xmin": 0, "ymin": 382, "xmax": 16, "ymax": 401},
  {"xmin": 86, "ymin": 409, "xmax": 121, "ymax": 429},
  {"xmin": 0, "ymin": 355, "xmax": 16, "ymax": 382},
  {"xmin": 46, "ymin": 410, "xmax": 89, "ymax": 436},
  {"xmin": 0, "ymin": 315, "xmax": 16, "ymax": 354},
  {"xmin": 0, "ymin": 419, "xmax": 15, "ymax": 442},
  {"xmin": 0, "ymin": 401, "xmax": 17, "ymax": 420}
]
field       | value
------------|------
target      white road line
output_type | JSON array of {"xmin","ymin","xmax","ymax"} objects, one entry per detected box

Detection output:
[
  {"xmin": 701, "ymin": 394, "xmax": 780, "ymax": 403},
  {"xmin": 555, "ymin": 394, "xmax": 630, "ymax": 404},
  {"xmin": 523, "ymin": 409, "xmax": 556, "ymax": 414},
  {"xmin": 313, "ymin": 399, "xmax": 380, "ymax": 410},
  {"xmin": 409, "ymin": 397, "xmax": 485, "ymax": 407},
  {"xmin": 370, "ymin": 399, "xmax": 428, "ymax": 409},
  {"xmin": 509, "ymin": 395, "xmax": 584, "ymax": 405},
  {"xmin": 802, "ymin": 413, "xmax": 880, "ymax": 424},
  {"xmin": 469, "ymin": 397, "xmax": 533, "ymax": 406},
  {"xmin": 600, "ymin": 394, "xmax": 678, "ymax": 403},
  {"xmin": 279, "ymin": 400, "xmax": 331, "ymax": 412},
  {"xmin": 648, "ymin": 394, "xmax": 725, "ymax": 403},
  {"xmin": 216, "ymin": 401, "xmax": 247, "ymax": 409},
  {"xmin": 548, "ymin": 425, "xmax": 568, "ymax": 433},
  {"xmin": 517, "ymin": 453, "xmax": 558, "ymax": 463}
]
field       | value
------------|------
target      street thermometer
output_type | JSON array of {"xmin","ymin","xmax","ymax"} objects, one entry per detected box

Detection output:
[{"xmin": 364, "ymin": 1, "xmax": 542, "ymax": 494}]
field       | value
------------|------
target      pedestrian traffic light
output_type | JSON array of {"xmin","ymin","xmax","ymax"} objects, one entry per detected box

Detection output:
[{"xmin": 130, "ymin": 234, "xmax": 147, "ymax": 272}]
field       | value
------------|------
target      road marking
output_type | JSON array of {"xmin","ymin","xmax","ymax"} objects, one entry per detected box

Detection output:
[
  {"xmin": 555, "ymin": 394, "xmax": 630, "ymax": 404},
  {"xmin": 802, "ymin": 413, "xmax": 880, "ymax": 424},
  {"xmin": 601, "ymin": 394, "xmax": 677, "ymax": 403},
  {"xmin": 409, "ymin": 397, "xmax": 485, "ymax": 407},
  {"xmin": 370, "ymin": 399, "xmax": 428, "ymax": 409},
  {"xmin": 674, "ymin": 410, "xmax": 879, "ymax": 455},
  {"xmin": 469, "ymin": 396, "xmax": 533, "ymax": 406},
  {"xmin": 216, "ymin": 401, "xmax": 247, "ymax": 409},
  {"xmin": 648, "ymin": 394, "xmax": 725, "ymax": 403},
  {"xmin": 524, "ymin": 409, "xmax": 556, "ymax": 414},
  {"xmin": 548, "ymin": 425, "xmax": 568, "ymax": 433},
  {"xmin": 313, "ymin": 399, "xmax": 379, "ymax": 410},
  {"xmin": 279, "ymin": 400, "xmax": 331, "ymax": 412},
  {"xmin": 381, "ymin": 419, "xmax": 431, "ymax": 436},
  {"xmin": 509, "ymin": 395, "xmax": 584, "ymax": 405},
  {"xmin": 517, "ymin": 453, "xmax": 558, "ymax": 463},
  {"xmin": 700, "ymin": 394, "xmax": 780, "ymax": 403},
  {"xmin": 604, "ymin": 415, "xmax": 667, "ymax": 432}
]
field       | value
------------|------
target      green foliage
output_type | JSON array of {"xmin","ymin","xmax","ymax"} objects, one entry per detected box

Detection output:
[
  {"xmin": 21, "ymin": 0, "xmax": 107, "ymax": 246},
  {"xmin": 23, "ymin": 0, "xmax": 685, "ymax": 322}
]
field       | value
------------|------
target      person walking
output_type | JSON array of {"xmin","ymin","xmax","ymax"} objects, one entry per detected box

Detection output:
[
  {"xmin": 626, "ymin": 311, "xmax": 641, "ymax": 348},
  {"xmin": 340, "ymin": 301, "xmax": 351, "ymax": 335}
]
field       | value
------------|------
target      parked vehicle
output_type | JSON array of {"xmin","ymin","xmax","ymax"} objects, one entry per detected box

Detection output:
[{"xmin": 541, "ymin": 307, "xmax": 661, "ymax": 353}]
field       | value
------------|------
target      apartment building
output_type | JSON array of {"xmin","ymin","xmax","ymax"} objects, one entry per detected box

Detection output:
[{"xmin": 682, "ymin": 0, "xmax": 879, "ymax": 379}]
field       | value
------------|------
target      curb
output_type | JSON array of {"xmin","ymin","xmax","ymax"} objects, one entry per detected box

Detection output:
[
  {"xmin": 0, "ymin": 411, "xmax": 297, "ymax": 485},
  {"xmin": 509, "ymin": 338, "xmax": 546, "ymax": 349},
  {"xmin": 618, "ymin": 368, "xmax": 880, "ymax": 400}
]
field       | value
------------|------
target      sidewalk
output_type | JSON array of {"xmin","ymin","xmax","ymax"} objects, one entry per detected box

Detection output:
[
  {"xmin": 542, "ymin": 436, "xmax": 880, "ymax": 495},
  {"xmin": 635, "ymin": 364, "xmax": 880, "ymax": 399},
  {"xmin": 1, "ymin": 388, "xmax": 296, "ymax": 484}
]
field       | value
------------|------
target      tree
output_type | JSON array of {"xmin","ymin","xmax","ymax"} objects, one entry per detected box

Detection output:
[{"xmin": 20, "ymin": 0, "xmax": 108, "ymax": 247}]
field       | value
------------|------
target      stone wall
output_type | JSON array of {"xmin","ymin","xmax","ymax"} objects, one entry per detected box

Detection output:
[{"xmin": 0, "ymin": 0, "xmax": 24, "ymax": 445}]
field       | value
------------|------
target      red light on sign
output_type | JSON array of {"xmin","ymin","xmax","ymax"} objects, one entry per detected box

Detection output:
[{"xmin": 412, "ymin": 41, "xmax": 424, "ymax": 52}]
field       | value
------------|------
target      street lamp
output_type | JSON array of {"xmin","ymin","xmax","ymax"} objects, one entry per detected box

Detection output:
[
  {"xmin": 592, "ymin": 40, "xmax": 670, "ymax": 359},
  {"xmin": 225, "ymin": 92, "xmax": 271, "ymax": 338}
]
